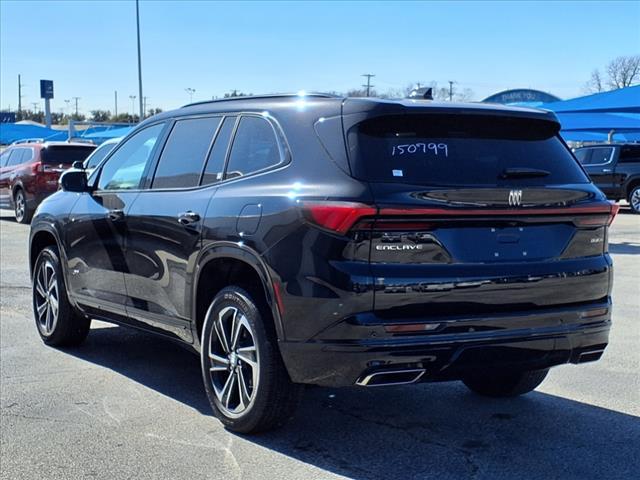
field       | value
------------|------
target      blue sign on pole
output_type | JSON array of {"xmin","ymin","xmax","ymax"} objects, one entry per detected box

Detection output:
[{"xmin": 40, "ymin": 80, "xmax": 54, "ymax": 99}]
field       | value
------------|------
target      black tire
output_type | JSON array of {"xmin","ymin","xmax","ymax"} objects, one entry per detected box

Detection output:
[
  {"xmin": 200, "ymin": 286, "xmax": 302, "ymax": 433},
  {"xmin": 32, "ymin": 246, "xmax": 90, "ymax": 347},
  {"xmin": 463, "ymin": 368, "xmax": 549, "ymax": 397},
  {"xmin": 14, "ymin": 189, "xmax": 33, "ymax": 224},
  {"xmin": 628, "ymin": 185, "xmax": 640, "ymax": 214}
]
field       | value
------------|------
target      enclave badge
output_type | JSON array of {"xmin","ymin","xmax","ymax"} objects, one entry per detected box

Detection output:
[{"xmin": 508, "ymin": 189, "xmax": 523, "ymax": 207}]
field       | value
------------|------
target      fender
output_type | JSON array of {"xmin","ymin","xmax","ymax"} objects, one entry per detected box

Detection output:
[
  {"xmin": 192, "ymin": 241, "xmax": 285, "ymax": 351},
  {"xmin": 624, "ymin": 174, "xmax": 640, "ymax": 193},
  {"xmin": 10, "ymin": 181, "xmax": 25, "ymax": 206},
  {"xmin": 28, "ymin": 218, "xmax": 86, "ymax": 311}
]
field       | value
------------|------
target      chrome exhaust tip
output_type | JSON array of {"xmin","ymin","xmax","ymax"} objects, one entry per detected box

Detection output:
[{"xmin": 356, "ymin": 368, "xmax": 426, "ymax": 387}]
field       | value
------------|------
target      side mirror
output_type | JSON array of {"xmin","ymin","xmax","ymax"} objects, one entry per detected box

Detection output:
[
  {"xmin": 72, "ymin": 161, "xmax": 85, "ymax": 170},
  {"xmin": 60, "ymin": 169, "xmax": 88, "ymax": 193}
]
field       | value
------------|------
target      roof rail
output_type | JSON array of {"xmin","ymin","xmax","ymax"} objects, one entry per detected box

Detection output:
[
  {"xmin": 182, "ymin": 92, "xmax": 341, "ymax": 108},
  {"xmin": 10, "ymin": 138, "xmax": 45, "ymax": 145}
]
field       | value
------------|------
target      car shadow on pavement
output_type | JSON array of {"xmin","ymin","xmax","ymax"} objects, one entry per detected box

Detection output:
[
  {"xmin": 609, "ymin": 242, "xmax": 640, "ymax": 255},
  {"xmin": 67, "ymin": 324, "xmax": 640, "ymax": 480}
]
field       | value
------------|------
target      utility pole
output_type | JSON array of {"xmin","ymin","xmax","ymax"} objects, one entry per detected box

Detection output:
[
  {"xmin": 361, "ymin": 74, "xmax": 375, "ymax": 97},
  {"xmin": 129, "ymin": 95, "xmax": 136, "ymax": 116},
  {"xmin": 114, "ymin": 91, "xmax": 118, "ymax": 118},
  {"xmin": 448, "ymin": 80, "xmax": 455, "ymax": 101},
  {"xmin": 17, "ymin": 74, "xmax": 24, "ymax": 114},
  {"xmin": 64, "ymin": 99, "xmax": 71, "ymax": 116},
  {"xmin": 136, "ymin": 0, "xmax": 144, "ymax": 121},
  {"xmin": 31, "ymin": 102, "xmax": 39, "ymax": 112},
  {"xmin": 72, "ymin": 97, "xmax": 80, "ymax": 116},
  {"xmin": 143, "ymin": 96, "xmax": 149, "ymax": 118},
  {"xmin": 185, "ymin": 88, "xmax": 195, "ymax": 103}
]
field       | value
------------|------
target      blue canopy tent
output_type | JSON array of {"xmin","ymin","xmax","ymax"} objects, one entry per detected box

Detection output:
[
  {"xmin": 539, "ymin": 86, "xmax": 640, "ymax": 142},
  {"xmin": 82, "ymin": 126, "xmax": 133, "ymax": 143},
  {"xmin": 542, "ymin": 85, "xmax": 640, "ymax": 114},
  {"xmin": 0, "ymin": 123, "xmax": 67, "ymax": 144}
]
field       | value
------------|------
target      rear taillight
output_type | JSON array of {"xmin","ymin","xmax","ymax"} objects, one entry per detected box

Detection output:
[
  {"xmin": 31, "ymin": 161, "xmax": 43, "ymax": 174},
  {"xmin": 573, "ymin": 202, "xmax": 619, "ymax": 227},
  {"xmin": 301, "ymin": 201, "xmax": 377, "ymax": 234}
]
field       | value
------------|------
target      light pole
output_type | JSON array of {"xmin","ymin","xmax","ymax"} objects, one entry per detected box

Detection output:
[
  {"xmin": 135, "ymin": 0, "xmax": 144, "ymax": 120},
  {"xmin": 64, "ymin": 99, "xmax": 71, "ymax": 116},
  {"xmin": 185, "ymin": 88, "xmax": 195, "ymax": 103},
  {"xmin": 72, "ymin": 97, "xmax": 80, "ymax": 117},
  {"xmin": 129, "ymin": 95, "xmax": 137, "ymax": 117}
]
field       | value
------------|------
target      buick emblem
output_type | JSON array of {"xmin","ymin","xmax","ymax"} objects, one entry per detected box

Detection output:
[{"xmin": 508, "ymin": 189, "xmax": 523, "ymax": 207}]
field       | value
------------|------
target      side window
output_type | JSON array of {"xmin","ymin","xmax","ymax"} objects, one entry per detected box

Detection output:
[
  {"xmin": 20, "ymin": 148, "xmax": 34, "ymax": 163},
  {"xmin": 98, "ymin": 123, "xmax": 165, "ymax": 191},
  {"xmin": 225, "ymin": 116, "xmax": 281, "ymax": 179},
  {"xmin": 201, "ymin": 116, "xmax": 236, "ymax": 185},
  {"xmin": 619, "ymin": 146, "xmax": 640, "ymax": 163},
  {"xmin": 152, "ymin": 117, "xmax": 221, "ymax": 189},
  {"xmin": 589, "ymin": 147, "xmax": 614, "ymax": 165},
  {"xmin": 0, "ymin": 150, "xmax": 12, "ymax": 167},
  {"xmin": 7, "ymin": 149, "xmax": 25, "ymax": 166},
  {"xmin": 574, "ymin": 149, "xmax": 591, "ymax": 165}
]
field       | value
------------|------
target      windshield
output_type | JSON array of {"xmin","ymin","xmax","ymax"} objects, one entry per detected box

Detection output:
[
  {"xmin": 85, "ymin": 142, "xmax": 117, "ymax": 169},
  {"xmin": 347, "ymin": 114, "xmax": 589, "ymax": 187},
  {"xmin": 41, "ymin": 145, "xmax": 96, "ymax": 165}
]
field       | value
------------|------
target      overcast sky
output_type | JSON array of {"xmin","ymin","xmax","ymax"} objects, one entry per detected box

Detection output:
[{"xmin": 1, "ymin": 0, "xmax": 639, "ymax": 115}]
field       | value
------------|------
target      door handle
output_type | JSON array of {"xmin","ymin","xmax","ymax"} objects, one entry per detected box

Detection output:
[
  {"xmin": 108, "ymin": 209, "xmax": 125, "ymax": 222},
  {"xmin": 178, "ymin": 211, "xmax": 200, "ymax": 226},
  {"xmin": 602, "ymin": 168, "xmax": 613, "ymax": 173}
]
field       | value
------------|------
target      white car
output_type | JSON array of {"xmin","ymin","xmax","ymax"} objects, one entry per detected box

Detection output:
[{"xmin": 81, "ymin": 137, "xmax": 122, "ymax": 175}]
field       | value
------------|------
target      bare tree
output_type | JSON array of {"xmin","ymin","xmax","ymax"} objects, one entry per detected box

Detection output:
[
  {"xmin": 606, "ymin": 55, "xmax": 640, "ymax": 89},
  {"xmin": 456, "ymin": 88, "xmax": 475, "ymax": 102},
  {"xmin": 585, "ymin": 69, "xmax": 605, "ymax": 93}
]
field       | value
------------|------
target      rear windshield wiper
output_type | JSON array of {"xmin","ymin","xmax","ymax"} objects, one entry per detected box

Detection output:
[{"xmin": 500, "ymin": 168, "xmax": 550, "ymax": 179}]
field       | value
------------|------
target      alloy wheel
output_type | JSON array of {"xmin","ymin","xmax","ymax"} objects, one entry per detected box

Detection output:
[
  {"xmin": 207, "ymin": 306, "xmax": 259, "ymax": 418},
  {"xmin": 15, "ymin": 191, "xmax": 25, "ymax": 223},
  {"xmin": 631, "ymin": 188, "xmax": 640, "ymax": 213},
  {"xmin": 34, "ymin": 260, "xmax": 59, "ymax": 336}
]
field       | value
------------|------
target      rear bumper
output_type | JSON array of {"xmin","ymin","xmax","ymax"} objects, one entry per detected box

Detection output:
[{"xmin": 279, "ymin": 301, "xmax": 611, "ymax": 387}]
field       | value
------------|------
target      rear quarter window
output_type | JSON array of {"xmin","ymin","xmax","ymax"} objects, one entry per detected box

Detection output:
[
  {"xmin": 225, "ymin": 116, "xmax": 282, "ymax": 179},
  {"xmin": 347, "ymin": 114, "xmax": 589, "ymax": 186},
  {"xmin": 619, "ymin": 145, "xmax": 640, "ymax": 163}
]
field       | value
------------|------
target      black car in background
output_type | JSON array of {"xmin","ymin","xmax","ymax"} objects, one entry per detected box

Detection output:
[
  {"xmin": 574, "ymin": 143, "xmax": 640, "ymax": 213},
  {"xmin": 29, "ymin": 94, "xmax": 617, "ymax": 433}
]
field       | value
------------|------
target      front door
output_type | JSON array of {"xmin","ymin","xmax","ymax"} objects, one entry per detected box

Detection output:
[{"xmin": 64, "ymin": 122, "xmax": 167, "ymax": 319}]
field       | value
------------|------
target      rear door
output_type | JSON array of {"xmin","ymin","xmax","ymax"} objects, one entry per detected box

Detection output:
[
  {"xmin": 0, "ymin": 149, "xmax": 17, "ymax": 206},
  {"xmin": 122, "ymin": 115, "xmax": 225, "ymax": 342},
  {"xmin": 580, "ymin": 146, "xmax": 617, "ymax": 195},
  {"xmin": 345, "ymin": 113, "xmax": 613, "ymax": 323}
]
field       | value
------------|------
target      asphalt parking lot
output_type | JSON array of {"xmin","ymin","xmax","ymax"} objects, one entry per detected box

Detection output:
[{"xmin": 1, "ymin": 208, "xmax": 638, "ymax": 480}]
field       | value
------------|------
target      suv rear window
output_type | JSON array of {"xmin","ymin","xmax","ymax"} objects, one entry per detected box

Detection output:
[
  {"xmin": 347, "ymin": 114, "xmax": 589, "ymax": 186},
  {"xmin": 41, "ymin": 145, "xmax": 96, "ymax": 165}
]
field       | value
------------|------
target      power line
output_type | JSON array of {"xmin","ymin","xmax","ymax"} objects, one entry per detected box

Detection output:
[{"xmin": 362, "ymin": 74, "xmax": 375, "ymax": 97}]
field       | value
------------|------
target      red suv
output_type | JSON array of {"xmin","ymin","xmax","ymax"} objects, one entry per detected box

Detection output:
[{"xmin": 0, "ymin": 141, "xmax": 95, "ymax": 223}]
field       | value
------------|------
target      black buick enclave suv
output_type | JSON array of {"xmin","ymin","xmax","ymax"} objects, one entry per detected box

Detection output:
[{"xmin": 29, "ymin": 94, "xmax": 617, "ymax": 433}]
